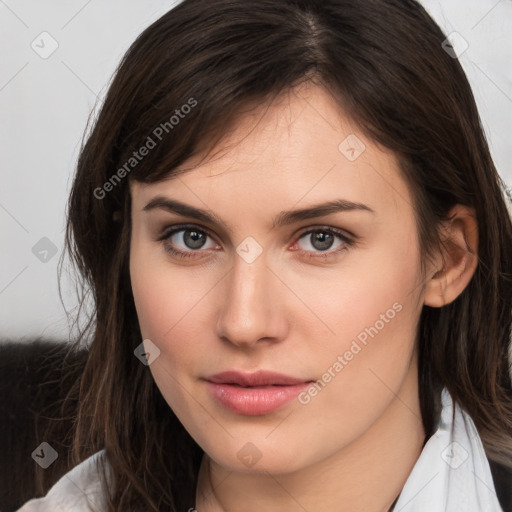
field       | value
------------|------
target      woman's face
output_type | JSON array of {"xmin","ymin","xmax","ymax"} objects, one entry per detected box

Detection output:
[{"xmin": 129, "ymin": 82, "xmax": 427, "ymax": 474}]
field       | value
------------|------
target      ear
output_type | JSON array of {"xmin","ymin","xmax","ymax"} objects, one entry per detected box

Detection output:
[{"xmin": 423, "ymin": 205, "xmax": 479, "ymax": 308}]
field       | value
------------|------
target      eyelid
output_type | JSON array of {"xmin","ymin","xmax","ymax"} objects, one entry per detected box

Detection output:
[
  {"xmin": 300, "ymin": 226, "xmax": 351, "ymax": 240},
  {"xmin": 157, "ymin": 223, "xmax": 219, "ymax": 243}
]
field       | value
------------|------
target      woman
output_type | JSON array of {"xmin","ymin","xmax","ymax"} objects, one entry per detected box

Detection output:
[{"xmin": 17, "ymin": 0, "xmax": 512, "ymax": 510}]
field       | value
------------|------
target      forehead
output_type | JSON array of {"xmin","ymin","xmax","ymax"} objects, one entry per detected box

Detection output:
[{"xmin": 130, "ymin": 83, "xmax": 414, "ymax": 220}]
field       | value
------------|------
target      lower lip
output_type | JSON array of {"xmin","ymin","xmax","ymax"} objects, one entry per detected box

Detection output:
[{"xmin": 205, "ymin": 381, "xmax": 311, "ymax": 415}]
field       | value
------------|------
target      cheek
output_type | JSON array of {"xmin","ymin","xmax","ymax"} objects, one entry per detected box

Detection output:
[
  {"xmin": 294, "ymin": 230, "xmax": 421, "ymax": 353},
  {"xmin": 130, "ymin": 231, "xmax": 192, "ymax": 337},
  {"xmin": 129, "ymin": 255, "xmax": 209, "ymax": 420},
  {"xmin": 295, "ymin": 228, "xmax": 422, "ymax": 398},
  {"xmin": 129, "ymin": 244, "xmax": 217, "ymax": 378}
]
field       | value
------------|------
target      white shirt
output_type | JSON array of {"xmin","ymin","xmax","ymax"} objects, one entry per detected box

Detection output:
[{"xmin": 16, "ymin": 388, "xmax": 506, "ymax": 511}]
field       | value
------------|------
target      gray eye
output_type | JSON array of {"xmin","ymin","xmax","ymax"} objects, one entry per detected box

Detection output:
[
  {"xmin": 298, "ymin": 230, "xmax": 344, "ymax": 252},
  {"xmin": 182, "ymin": 230, "xmax": 207, "ymax": 249},
  {"xmin": 168, "ymin": 229, "xmax": 216, "ymax": 251}
]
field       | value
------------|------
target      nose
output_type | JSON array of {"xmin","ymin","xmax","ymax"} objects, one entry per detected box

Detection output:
[{"xmin": 215, "ymin": 251, "xmax": 288, "ymax": 349}]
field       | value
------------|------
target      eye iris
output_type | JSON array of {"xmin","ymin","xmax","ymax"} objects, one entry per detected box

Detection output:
[
  {"xmin": 184, "ymin": 230, "xmax": 206, "ymax": 249},
  {"xmin": 311, "ymin": 231, "xmax": 334, "ymax": 251}
]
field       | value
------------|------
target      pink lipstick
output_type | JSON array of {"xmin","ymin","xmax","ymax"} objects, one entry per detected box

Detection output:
[{"xmin": 204, "ymin": 370, "xmax": 312, "ymax": 415}]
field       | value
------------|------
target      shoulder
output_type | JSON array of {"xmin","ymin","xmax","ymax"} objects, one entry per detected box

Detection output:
[{"xmin": 15, "ymin": 450, "xmax": 109, "ymax": 512}]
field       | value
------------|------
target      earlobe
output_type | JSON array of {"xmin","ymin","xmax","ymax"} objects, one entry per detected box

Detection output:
[{"xmin": 423, "ymin": 205, "xmax": 478, "ymax": 308}]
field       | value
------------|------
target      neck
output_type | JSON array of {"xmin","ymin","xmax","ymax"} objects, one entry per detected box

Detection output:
[{"xmin": 195, "ymin": 365, "xmax": 426, "ymax": 512}]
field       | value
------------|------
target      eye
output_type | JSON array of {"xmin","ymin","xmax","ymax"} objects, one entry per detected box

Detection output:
[
  {"xmin": 157, "ymin": 224, "xmax": 354, "ymax": 261},
  {"xmin": 292, "ymin": 227, "xmax": 353, "ymax": 259},
  {"xmin": 157, "ymin": 225, "xmax": 220, "ymax": 259}
]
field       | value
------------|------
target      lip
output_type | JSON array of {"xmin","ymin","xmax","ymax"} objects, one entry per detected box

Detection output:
[
  {"xmin": 204, "ymin": 370, "xmax": 313, "ymax": 415},
  {"xmin": 206, "ymin": 370, "xmax": 310, "ymax": 386}
]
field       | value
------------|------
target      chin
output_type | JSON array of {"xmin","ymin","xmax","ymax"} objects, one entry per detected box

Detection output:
[{"xmin": 200, "ymin": 435, "xmax": 314, "ymax": 475}]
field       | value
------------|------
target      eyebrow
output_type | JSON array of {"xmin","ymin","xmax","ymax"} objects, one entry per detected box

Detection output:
[{"xmin": 142, "ymin": 196, "xmax": 375, "ymax": 232}]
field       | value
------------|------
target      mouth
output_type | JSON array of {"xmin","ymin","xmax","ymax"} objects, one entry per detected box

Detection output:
[
  {"xmin": 205, "ymin": 369, "xmax": 312, "ymax": 387},
  {"xmin": 220, "ymin": 383, "xmax": 291, "ymax": 388},
  {"xmin": 204, "ymin": 370, "xmax": 314, "ymax": 415}
]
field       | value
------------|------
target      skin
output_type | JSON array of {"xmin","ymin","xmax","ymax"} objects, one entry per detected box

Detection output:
[{"xmin": 129, "ymin": 82, "xmax": 478, "ymax": 512}]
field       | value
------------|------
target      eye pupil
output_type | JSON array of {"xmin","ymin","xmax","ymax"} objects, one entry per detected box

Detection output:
[
  {"xmin": 311, "ymin": 231, "xmax": 334, "ymax": 251},
  {"xmin": 184, "ymin": 230, "xmax": 206, "ymax": 249}
]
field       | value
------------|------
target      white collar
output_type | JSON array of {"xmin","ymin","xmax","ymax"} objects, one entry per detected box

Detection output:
[{"xmin": 393, "ymin": 388, "xmax": 504, "ymax": 511}]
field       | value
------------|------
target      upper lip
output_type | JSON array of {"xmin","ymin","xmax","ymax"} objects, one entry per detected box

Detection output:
[{"xmin": 205, "ymin": 370, "xmax": 311, "ymax": 386}]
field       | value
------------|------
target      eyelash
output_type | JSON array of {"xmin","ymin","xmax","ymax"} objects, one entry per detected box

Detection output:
[{"xmin": 157, "ymin": 223, "xmax": 355, "ymax": 261}]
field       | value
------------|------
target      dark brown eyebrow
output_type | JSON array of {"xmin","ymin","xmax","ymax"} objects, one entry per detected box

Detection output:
[{"xmin": 142, "ymin": 196, "xmax": 375, "ymax": 233}]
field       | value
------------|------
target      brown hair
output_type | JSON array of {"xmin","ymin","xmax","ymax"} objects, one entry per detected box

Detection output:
[{"xmin": 44, "ymin": 0, "xmax": 512, "ymax": 510}]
